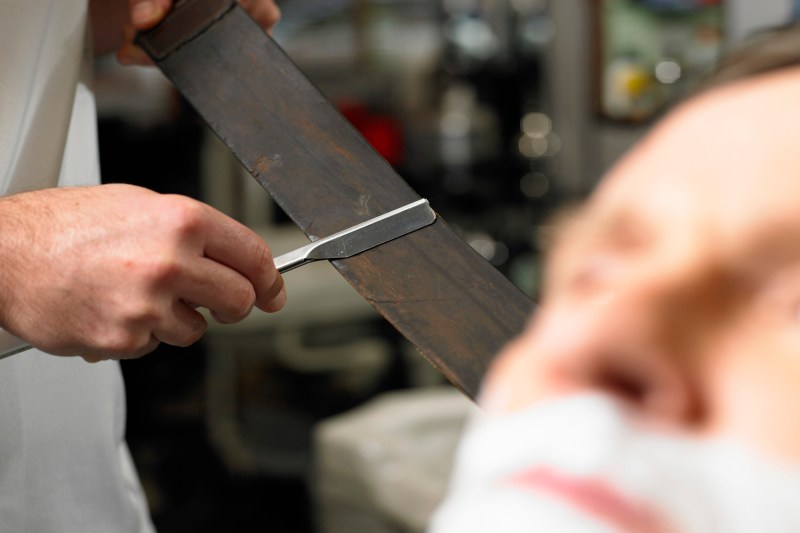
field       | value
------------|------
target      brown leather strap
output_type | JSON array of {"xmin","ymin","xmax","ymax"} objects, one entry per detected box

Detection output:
[{"xmin": 137, "ymin": 2, "xmax": 533, "ymax": 399}]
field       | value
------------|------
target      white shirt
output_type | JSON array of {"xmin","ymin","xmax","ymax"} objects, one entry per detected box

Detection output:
[{"xmin": 0, "ymin": 1, "xmax": 154, "ymax": 530}]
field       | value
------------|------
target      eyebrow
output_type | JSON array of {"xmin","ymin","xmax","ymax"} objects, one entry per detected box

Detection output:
[{"xmin": 543, "ymin": 202, "xmax": 656, "ymax": 265}]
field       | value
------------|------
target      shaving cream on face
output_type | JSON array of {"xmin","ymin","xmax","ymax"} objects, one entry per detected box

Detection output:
[{"xmin": 429, "ymin": 394, "xmax": 800, "ymax": 533}]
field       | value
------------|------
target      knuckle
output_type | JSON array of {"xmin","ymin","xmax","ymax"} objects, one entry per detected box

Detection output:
[
  {"xmin": 223, "ymin": 285, "xmax": 257, "ymax": 322},
  {"xmin": 172, "ymin": 320, "xmax": 207, "ymax": 347},
  {"xmin": 233, "ymin": 289, "xmax": 257, "ymax": 320},
  {"xmin": 143, "ymin": 256, "xmax": 182, "ymax": 287},
  {"xmin": 101, "ymin": 300, "xmax": 159, "ymax": 352},
  {"xmin": 161, "ymin": 195, "xmax": 205, "ymax": 238},
  {"xmin": 96, "ymin": 327, "xmax": 150, "ymax": 358}
]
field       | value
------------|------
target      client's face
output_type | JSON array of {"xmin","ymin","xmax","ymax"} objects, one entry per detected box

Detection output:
[{"xmin": 431, "ymin": 67, "xmax": 800, "ymax": 533}]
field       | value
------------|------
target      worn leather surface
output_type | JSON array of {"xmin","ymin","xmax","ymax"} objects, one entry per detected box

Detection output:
[{"xmin": 137, "ymin": 4, "xmax": 533, "ymax": 398}]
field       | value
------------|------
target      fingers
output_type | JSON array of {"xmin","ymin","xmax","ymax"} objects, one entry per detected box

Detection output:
[
  {"xmin": 80, "ymin": 334, "xmax": 161, "ymax": 363},
  {"xmin": 83, "ymin": 225, "xmax": 285, "ymax": 357},
  {"xmin": 117, "ymin": 0, "xmax": 280, "ymax": 66},
  {"xmin": 129, "ymin": 0, "xmax": 172, "ymax": 29},
  {"xmin": 238, "ymin": 0, "xmax": 281, "ymax": 32},
  {"xmin": 116, "ymin": 25, "xmax": 153, "ymax": 66},
  {"xmin": 199, "ymin": 204, "xmax": 287, "ymax": 314},
  {"xmin": 152, "ymin": 300, "xmax": 209, "ymax": 347},
  {"xmin": 117, "ymin": 0, "xmax": 172, "ymax": 65},
  {"xmin": 262, "ymin": 272, "xmax": 286, "ymax": 313},
  {"xmin": 81, "ymin": 301, "xmax": 204, "ymax": 360},
  {"xmin": 177, "ymin": 256, "xmax": 257, "ymax": 323}
]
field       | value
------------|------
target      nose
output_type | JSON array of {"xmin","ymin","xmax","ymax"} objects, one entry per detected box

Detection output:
[{"xmin": 482, "ymin": 280, "xmax": 707, "ymax": 426}]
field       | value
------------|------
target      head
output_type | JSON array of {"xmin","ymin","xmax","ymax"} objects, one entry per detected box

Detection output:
[{"xmin": 432, "ymin": 24, "xmax": 800, "ymax": 533}]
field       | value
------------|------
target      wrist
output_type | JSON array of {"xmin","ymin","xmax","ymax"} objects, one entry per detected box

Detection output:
[{"xmin": 0, "ymin": 192, "xmax": 47, "ymax": 334}]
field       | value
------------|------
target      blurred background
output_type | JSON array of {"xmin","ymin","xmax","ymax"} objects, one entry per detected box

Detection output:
[{"xmin": 94, "ymin": 0, "xmax": 797, "ymax": 531}]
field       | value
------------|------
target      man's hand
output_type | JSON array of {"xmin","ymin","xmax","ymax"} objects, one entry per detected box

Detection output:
[
  {"xmin": 0, "ymin": 185, "xmax": 286, "ymax": 361},
  {"xmin": 92, "ymin": 0, "xmax": 281, "ymax": 65}
]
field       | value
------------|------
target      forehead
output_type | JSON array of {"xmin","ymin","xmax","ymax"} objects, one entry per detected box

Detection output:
[{"xmin": 582, "ymin": 66, "xmax": 800, "ymax": 259}]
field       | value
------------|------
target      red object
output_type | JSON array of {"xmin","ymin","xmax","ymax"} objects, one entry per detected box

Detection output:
[{"xmin": 339, "ymin": 102, "xmax": 404, "ymax": 167}]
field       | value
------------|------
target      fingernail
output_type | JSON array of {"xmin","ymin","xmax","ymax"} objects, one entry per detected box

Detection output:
[
  {"xmin": 260, "ymin": 272, "xmax": 285, "ymax": 312},
  {"xmin": 132, "ymin": 1, "xmax": 158, "ymax": 27},
  {"xmin": 268, "ymin": 272, "xmax": 285, "ymax": 299}
]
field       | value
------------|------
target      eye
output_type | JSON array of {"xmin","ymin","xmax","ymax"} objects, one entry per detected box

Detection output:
[
  {"xmin": 562, "ymin": 255, "xmax": 618, "ymax": 296},
  {"xmin": 545, "ymin": 207, "xmax": 654, "ymax": 300}
]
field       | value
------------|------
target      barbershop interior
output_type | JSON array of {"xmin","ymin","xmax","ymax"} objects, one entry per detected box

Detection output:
[{"xmin": 95, "ymin": 0, "xmax": 797, "ymax": 531}]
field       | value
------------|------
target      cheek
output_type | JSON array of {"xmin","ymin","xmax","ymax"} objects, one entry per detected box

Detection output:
[{"xmin": 707, "ymin": 333, "xmax": 800, "ymax": 462}]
